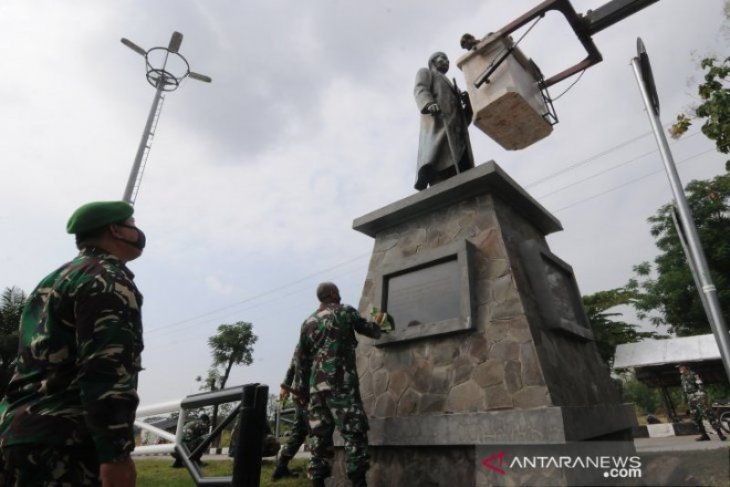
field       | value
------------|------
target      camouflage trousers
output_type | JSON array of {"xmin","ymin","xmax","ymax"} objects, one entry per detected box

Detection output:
[
  {"xmin": 2, "ymin": 444, "xmax": 100, "ymax": 486},
  {"xmin": 689, "ymin": 393, "xmax": 722, "ymax": 432},
  {"xmin": 307, "ymin": 391, "xmax": 369, "ymax": 480},
  {"xmin": 172, "ymin": 436, "xmax": 206, "ymax": 468},
  {"xmin": 278, "ymin": 405, "xmax": 308, "ymax": 464}
]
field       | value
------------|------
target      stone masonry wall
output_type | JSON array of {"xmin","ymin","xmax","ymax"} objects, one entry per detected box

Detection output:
[
  {"xmin": 356, "ymin": 193, "xmax": 551, "ymax": 417},
  {"xmin": 493, "ymin": 198, "xmax": 622, "ymax": 407}
]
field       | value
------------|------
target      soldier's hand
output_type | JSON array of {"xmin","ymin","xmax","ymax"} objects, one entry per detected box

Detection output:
[
  {"xmin": 100, "ymin": 457, "xmax": 136, "ymax": 487},
  {"xmin": 373, "ymin": 312, "xmax": 393, "ymax": 333},
  {"xmin": 279, "ymin": 387, "xmax": 290, "ymax": 402},
  {"xmin": 427, "ymin": 103, "xmax": 441, "ymax": 115}
]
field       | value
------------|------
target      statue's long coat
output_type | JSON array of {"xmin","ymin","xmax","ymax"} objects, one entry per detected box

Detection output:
[{"xmin": 414, "ymin": 67, "xmax": 474, "ymax": 190}]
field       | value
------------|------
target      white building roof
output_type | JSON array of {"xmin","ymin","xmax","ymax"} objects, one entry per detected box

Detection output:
[{"xmin": 613, "ymin": 334, "xmax": 720, "ymax": 369}]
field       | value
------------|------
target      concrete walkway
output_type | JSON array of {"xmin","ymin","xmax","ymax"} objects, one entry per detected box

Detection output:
[
  {"xmin": 141, "ymin": 438, "xmax": 729, "ymax": 461},
  {"xmin": 635, "ymin": 434, "xmax": 730, "ymax": 452}
]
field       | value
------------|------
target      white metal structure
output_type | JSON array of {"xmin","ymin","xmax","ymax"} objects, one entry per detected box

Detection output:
[
  {"xmin": 614, "ymin": 334, "xmax": 721, "ymax": 369},
  {"xmin": 133, "ymin": 399, "xmax": 183, "ymax": 456}
]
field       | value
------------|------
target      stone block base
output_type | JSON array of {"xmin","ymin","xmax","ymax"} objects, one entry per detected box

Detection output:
[{"xmin": 325, "ymin": 405, "xmax": 636, "ymax": 486}]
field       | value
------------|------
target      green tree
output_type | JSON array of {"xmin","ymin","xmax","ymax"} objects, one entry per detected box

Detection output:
[
  {"xmin": 627, "ymin": 172, "xmax": 730, "ymax": 335},
  {"xmin": 203, "ymin": 321, "xmax": 257, "ymax": 452},
  {"xmin": 208, "ymin": 322, "xmax": 257, "ymax": 389},
  {"xmin": 622, "ymin": 376, "xmax": 661, "ymax": 416},
  {"xmin": 583, "ymin": 288, "xmax": 663, "ymax": 367},
  {"xmin": 0, "ymin": 286, "xmax": 26, "ymax": 397},
  {"xmin": 670, "ymin": 56, "xmax": 730, "ymax": 169},
  {"xmin": 197, "ymin": 368, "xmax": 221, "ymax": 393}
]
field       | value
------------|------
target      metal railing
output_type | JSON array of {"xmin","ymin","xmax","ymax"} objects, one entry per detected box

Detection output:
[
  {"xmin": 134, "ymin": 383, "xmax": 269, "ymax": 487},
  {"xmin": 273, "ymin": 405, "xmax": 297, "ymax": 441}
]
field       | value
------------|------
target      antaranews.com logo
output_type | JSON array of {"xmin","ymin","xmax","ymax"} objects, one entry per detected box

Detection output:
[{"xmin": 482, "ymin": 450, "xmax": 642, "ymax": 480}]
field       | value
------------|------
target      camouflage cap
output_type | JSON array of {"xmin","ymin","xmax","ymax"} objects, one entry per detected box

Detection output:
[{"xmin": 66, "ymin": 201, "xmax": 134, "ymax": 235}]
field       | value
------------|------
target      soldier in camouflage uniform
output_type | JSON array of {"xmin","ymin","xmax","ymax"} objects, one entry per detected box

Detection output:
[
  {"xmin": 0, "ymin": 201, "xmax": 146, "ymax": 486},
  {"xmin": 291, "ymin": 282, "xmax": 389, "ymax": 487},
  {"xmin": 678, "ymin": 364, "xmax": 726, "ymax": 441},
  {"xmin": 172, "ymin": 414, "xmax": 210, "ymax": 468},
  {"xmin": 228, "ymin": 415, "xmax": 280, "ymax": 461},
  {"xmin": 271, "ymin": 358, "xmax": 309, "ymax": 480}
]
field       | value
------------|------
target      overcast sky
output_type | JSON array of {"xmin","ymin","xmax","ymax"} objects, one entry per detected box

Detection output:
[{"xmin": 0, "ymin": 0, "xmax": 727, "ymax": 407}]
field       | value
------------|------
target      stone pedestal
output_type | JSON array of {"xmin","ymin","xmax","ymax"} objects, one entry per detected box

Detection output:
[{"xmin": 332, "ymin": 162, "xmax": 634, "ymax": 486}]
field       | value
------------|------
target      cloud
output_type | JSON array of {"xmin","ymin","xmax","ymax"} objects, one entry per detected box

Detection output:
[
  {"xmin": 1, "ymin": 0, "xmax": 727, "ymax": 407},
  {"xmin": 205, "ymin": 275, "xmax": 236, "ymax": 296}
]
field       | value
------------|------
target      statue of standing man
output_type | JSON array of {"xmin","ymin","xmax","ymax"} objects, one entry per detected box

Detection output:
[{"xmin": 414, "ymin": 51, "xmax": 474, "ymax": 191}]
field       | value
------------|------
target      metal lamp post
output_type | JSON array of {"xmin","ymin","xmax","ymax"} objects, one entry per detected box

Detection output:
[
  {"xmin": 121, "ymin": 31, "xmax": 211, "ymax": 204},
  {"xmin": 631, "ymin": 38, "xmax": 730, "ymax": 380}
]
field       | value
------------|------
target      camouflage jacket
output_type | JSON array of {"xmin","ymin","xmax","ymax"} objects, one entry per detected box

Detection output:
[
  {"xmin": 292, "ymin": 303, "xmax": 381, "ymax": 401},
  {"xmin": 0, "ymin": 247, "xmax": 144, "ymax": 462},
  {"xmin": 182, "ymin": 418, "xmax": 209, "ymax": 448},
  {"xmin": 681, "ymin": 369, "xmax": 704, "ymax": 398},
  {"xmin": 282, "ymin": 356, "xmax": 295, "ymax": 389}
]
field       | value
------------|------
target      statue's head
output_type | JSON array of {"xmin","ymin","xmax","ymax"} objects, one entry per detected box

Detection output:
[{"xmin": 428, "ymin": 52, "xmax": 449, "ymax": 74}]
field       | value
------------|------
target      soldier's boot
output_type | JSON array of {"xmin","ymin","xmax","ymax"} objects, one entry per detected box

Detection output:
[
  {"xmin": 696, "ymin": 422, "xmax": 711, "ymax": 441},
  {"xmin": 714, "ymin": 428, "xmax": 727, "ymax": 441},
  {"xmin": 272, "ymin": 463, "xmax": 298, "ymax": 480},
  {"xmin": 349, "ymin": 471, "xmax": 367, "ymax": 487},
  {"xmin": 312, "ymin": 478, "xmax": 326, "ymax": 487}
]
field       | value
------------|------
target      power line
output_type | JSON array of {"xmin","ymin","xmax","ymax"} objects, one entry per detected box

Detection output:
[
  {"xmin": 145, "ymin": 251, "xmax": 370, "ymax": 333},
  {"xmin": 525, "ymin": 122, "xmax": 684, "ymax": 190},
  {"xmin": 536, "ymin": 131, "xmax": 701, "ymax": 200},
  {"xmin": 551, "ymin": 148, "xmax": 716, "ymax": 213},
  {"xmin": 145, "ymin": 257, "xmax": 368, "ymax": 341},
  {"xmin": 148, "ymin": 263, "xmax": 370, "ymax": 350},
  {"xmin": 525, "ymin": 130, "xmax": 653, "ymax": 188}
]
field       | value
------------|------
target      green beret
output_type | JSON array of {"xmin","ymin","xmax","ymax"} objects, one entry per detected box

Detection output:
[{"xmin": 66, "ymin": 201, "xmax": 134, "ymax": 235}]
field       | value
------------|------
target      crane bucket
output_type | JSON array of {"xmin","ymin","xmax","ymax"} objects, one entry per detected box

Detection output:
[{"xmin": 457, "ymin": 36, "xmax": 554, "ymax": 150}]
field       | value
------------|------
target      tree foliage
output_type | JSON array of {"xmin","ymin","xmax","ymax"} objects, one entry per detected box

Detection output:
[
  {"xmin": 201, "ymin": 321, "xmax": 257, "ymax": 451},
  {"xmin": 670, "ymin": 56, "xmax": 730, "ymax": 170},
  {"xmin": 622, "ymin": 376, "xmax": 661, "ymax": 415},
  {"xmin": 207, "ymin": 321, "xmax": 257, "ymax": 391},
  {"xmin": 0, "ymin": 286, "xmax": 26, "ymax": 397},
  {"xmin": 197, "ymin": 368, "xmax": 221, "ymax": 392},
  {"xmin": 583, "ymin": 288, "xmax": 663, "ymax": 367},
  {"xmin": 627, "ymin": 172, "xmax": 730, "ymax": 335}
]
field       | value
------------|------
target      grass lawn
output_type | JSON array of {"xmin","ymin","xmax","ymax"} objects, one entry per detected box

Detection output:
[{"xmin": 135, "ymin": 458, "xmax": 310, "ymax": 487}]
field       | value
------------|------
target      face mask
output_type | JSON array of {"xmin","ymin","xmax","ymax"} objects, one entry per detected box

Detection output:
[{"xmin": 116, "ymin": 224, "xmax": 146, "ymax": 251}]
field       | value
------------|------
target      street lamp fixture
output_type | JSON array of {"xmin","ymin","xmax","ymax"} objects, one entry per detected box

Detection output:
[{"xmin": 121, "ymin": 31, "xmax": 211, "ymax": 204}]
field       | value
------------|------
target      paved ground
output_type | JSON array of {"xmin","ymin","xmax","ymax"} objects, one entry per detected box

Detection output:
[
  {"xmin": 635, "ymin": 434, "xmax": 730, "ymax": 452},
  {"xmin": 138, "ymin": 436, "xmax": 729, "ymax": 461}
]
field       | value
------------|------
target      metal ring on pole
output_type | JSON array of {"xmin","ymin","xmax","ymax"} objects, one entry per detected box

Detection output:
[
  {"xmin": 146, "ymin": 69, "xmax": 180, "ymax": 91},
  {"xmin": 144, "ymin": 47, "xmax": 191, "ymax": 91}
]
